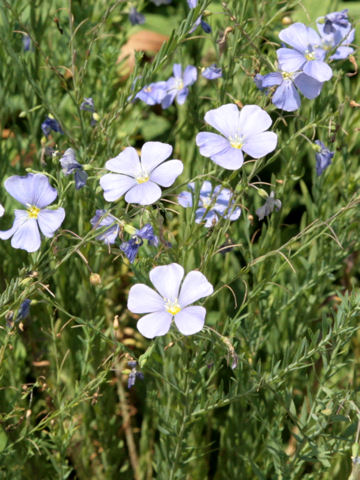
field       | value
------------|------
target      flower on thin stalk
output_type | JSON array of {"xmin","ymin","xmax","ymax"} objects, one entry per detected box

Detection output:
[
  {"xmin": 90, "ymin": 209, "xmax": 119, "ymax": 245},
  {"xmin": 17, "ymin": 299, "xmax": 31, "ymax": 321},
  {"xmin": 128, "ymin": 263, "xmax": 213, "ymax": 338},
  {"xmin": 178, "ymin": 181, "xmax": 241, "ymax": 228},
  {"xmin": 187, "ymin": 0, "xmax": 211, "ymax": 33},
  {"xmin": 161, "ymin": 64, "xmax": 197, "ymax": 109},
  {"xmin": 41, "ymin": 115, "xmax": 63, "ymax": 137},
  {"xmin": 120, "ymin": 223, "xmax": 158, "ymax": 263},
  {"xmin": 314, "ymin": 140, "xmax": 334, "ymax": 176},
  {"xmin": 0, "ymin": 173, "xmax": 65, "ymax": 252},
  {"xmin": 59, "ymin": 148, "xmax": 88, "ymax": 190},
  {"xmin": 316, "ymin": 10, "xmax": 355, "ymax": 60},
  {"xmin": 196, "ymin": 104, "xmax": 277, "ymax": 170},
  {"xmin": 100, "ymin": 142, "xmax": 183, "ymax": 205},
  {"xmin": 256, "ymin": 191, "xmax": 282, "ymax": 220},
  {"xmin": 202, "ymin": 64, "xmax": 222, "ymax": 80},
  {"xmin": 129, "ymin": 7, "xmax": 145, "ymax": 25},
  {"xmin": 277, "ymin": 23, "xmax": 333, "ymax": 82},
  {"xmin": 127, "ymin": 360, "xmax": 144, "ymax": 389}
]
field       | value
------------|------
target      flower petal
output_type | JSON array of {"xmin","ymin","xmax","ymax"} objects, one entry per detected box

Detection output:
[
  {"xmin": 272, "ymin": 80, "xmax": 301, "ymax": 112},
  {"xmin": 279, "ymin": 23, "xmax": 320, "ymax": 53},
  {"xmin": 137, "ymin": 311, "xmax": 172, "ymax": 338},
  {"xmin": 140, "ymin": 142, "xmax": 173, "ymax": 173},
  {"xmin": 0, "ymin": 209, "xmax": 28, "ymax": 240},
  {"xmin": 173, "ymin": 63, "xmax": 182, "ymax": 78},
  {"xmin": 183, "ymin": 65, "xmax": 197, "ymax": 86},
  {"xmin": 150, "ymin": 160, "xmax": 183, "ymax": 187},
  {"xmin": 11, "ymin": 217, "xmax": 41, "ymax": 252},
  {"xmin": 5, "ymin": 173, "xmax": 57, "ymax": 208},
  {"xmin": 100, "ymin": 173, "xmax": 136, "ymax": 202},
  {"xmin": 261, "ymin": 72, "xmax": 283, "ymax": 87},
  {"xmin": 124, "ymin": 181, "xmax": 162, "ymax": 205},
  {"xmin": 204, "ymin": 104, "xmax": 240, "ymax": 138},
  {"xmin": 176, "ymin": 87, "xmax": 189, "ymax": 105},
  {"xmin": 238, "ymin": 105, "xmax": 273, "ymax": 137},
  {"xmin": 174, "ymin": 306, "xmax": 206, "ymax": 335},
  {"xmin": 277, "ymin": 48, "xmax": 305, "ymax": 72},
  {"xmin": 37, "ymin": 208, "xmax": 65, "ymax": 238},
  {"xmin": 294, "ymin": 73, "xmax": 323, "ymax": 99},
  {"xmin": 149, "ymin": 263, "xmax": 184, "ymax": 300},
  {"xmin": 242, "ymin": 132, "xmax": 277, "ymax": 159},
  {"xmin": 178, "ymin": 191, "xmax": 193, "ymax": 208},
  {"xmin": 128, "ymin": 284, "xmax": 164, "ymax": 313},
  {"xmin": 303, "ymin": 60, "xmax": 332, "ymax": 82},
  {"xmin": 178, "ymin": 271, "xmax": 213, "ymax": 308},
  {"xmin": 210, "ymin": 147, "xmax": 244, "ymax": 170},
  {"xmin": 196, "ymin": 132, "xmax": 230, "ymax": 158},
  {"xmin": 105, "ymin": 147, "xmax": 140, "ymax": 176}
]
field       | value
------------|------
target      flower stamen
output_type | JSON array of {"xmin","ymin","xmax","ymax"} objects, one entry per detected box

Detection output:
[
  {"xmin": 136, "ymin": 169, "xmax": 150, "ymax": 184},
  {"xmin": 164, "ymin": 298, "xmax": 181, "ymax": 316},
  {"xmin": 27, "ymin": 205, "xmax": 40, "ymax": 219},
  {"xmin": 229, "ymin": 134, "xmax": 243, "ymax": 149}
]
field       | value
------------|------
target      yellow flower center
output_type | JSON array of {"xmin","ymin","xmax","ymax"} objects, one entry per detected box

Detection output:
[
  {"xmin": 27, "ymin": 205, "xmax": 40, "ymax": 219},
  {"xmin": 305, "ymin": 51, "xmax": 316, "ymax": 61},
  {"xmin": 202, "ymin": 197, "xmax": 212, "ymax": 208},
  {"xmin": 144, "ymin": 86, "xmax": 152, "ymax": 92},
  {"xmin": 165, "ymin": 299, "xmax": 181, "ymax": 316},
  {"xmin": 282, "ymin": 71, "xmax": 293, "ymax": 80},
  {"xmin": 229, "ymin": 134, "xmax": 243, "ymax": 149},
  {"xmin": 136, "ymin": 170, "xmax": 149, "ymax": 184},
  {"xmin": 175, "ymin": 78, "xmax": 184, "ymax": 91}
]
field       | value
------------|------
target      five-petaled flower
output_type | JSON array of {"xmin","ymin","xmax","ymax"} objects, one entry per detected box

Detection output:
[
  {"xmin": 178, "ymin": 181, "xmax": 241, "ymax": 227},
  {"xmin": 0, "ymin": 173, "xmax": 65, "ymax": 252},
  {"xmin": 90, "ymin": 209, "xmax": 120, "ymax": 245},
  {"xmin": 196, "ymin": 104, "xmax": 277, "ymax": 170},
  {"xmin": 100, "ymin": 142, "xmax": 183, "ymax": 205},
  {"xmin": 128, "ymin": 263, "xmax": 213, "ymax": 338},
  {"xmin": 161, "ymin": 64, "xmax": 197, "ymax": 109}
]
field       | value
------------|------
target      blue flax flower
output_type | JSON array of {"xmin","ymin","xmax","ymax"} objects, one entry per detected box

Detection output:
[
  {"xmin": 80, "ymin": 97, "xmax": 95, "ymax": 112},
  {"xmin": 127, "ymin": 361, "xmax": 144, "ymax": 389},
  {"xmin": 202, "ymin": 64, "xmax": 222, "ymax": 80},
  {"xmin": 187, "ymin": 0, "xmax": 211, "ymax": 33},
  {"xmin": 59, "ymin": 148, "xmax": 88, "ymax": 190},
  {"xmin": 256, "ymin": 191, "xmax": 282, "ymax": 220},
  {"xmin": 100, "ymin": 142, "xmax": 183, "ymax": 205},
  {"xmin": 178, "ymin": 181, "xmax": 241, "ymax": 228},
  {"xmin": 196, "ymin": 104, "xmax": 277, "ymax": 170},
  {"xmin": 120, "ymin": 224, "xmax": 159, "ymax": 263},
  {"xmin": 22, "ymin": 34, "xmax": 31, "ymax": 52},
  {"xmin": 317, "ymin": 10, "xmax": 354, "ymax": 60},
  {"xmin": 0, "ymin": 174, "xmax": 65, "ymax": 252},
  {"xmin": 17, "ymin": 299, "xmax": 31, "ymax": 321},
  {"xmin": 260, "ymin": 70, "xmax": 323, "ymax": 112},
  {"xmin": 129, "ymin": 7, "xmax": 145, "ymax": 25},
  {"xmin": 41, "ymin": 116, "xmax": 63, "ymax": 137},
  {"xmin": 314, "ymin": 140, "xmax": 334, "ymax": 175},
  {"xmin": 128, "ymin": 263, "xmax": 213, "ymax": 338},
  {"xmin": 277, "ymin": 23, "xmax": 333, "ymax": 82},
  {"xmin": 161, "ymin": 64, "xmax": 197, "ymax": 109},
  {"xmin": 135, "ymin": 81, "xmax": 168, "ymax": 105},
  {"xmin": 90, "ymin": 209, "xmax": 119, "ymax": 245}
]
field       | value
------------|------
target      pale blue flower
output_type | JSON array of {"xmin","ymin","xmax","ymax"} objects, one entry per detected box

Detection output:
[
  {"xmin": 59, "ymin": 148, "xmax": 88, "ymax": 190},
  {"xmin": 317, "ymin": 10, "xmax": 355, "ymax": 60},
  {"xmin": 202, "ymin": 64, "xmax": 222, "ymax": 80},
  {"xmin": 161, "ymin": 64, "xmax": 197, "ymax": 109},
  {"xmin": 196, "ymin": 104, "xmax": 277, "ymax": 170},
  {"xmin": 120, "ymin": 224, "xmax": 158, "ymax": 263},
  {"xmin": 100, "ymin": 142, "xmax": 183, "ymax": 205},
  {"xmin": 90, "ymin": 209, "xmax": 119, "ymax": 245},
  {"xmin": 178, "ymin": 181, "xmax": 241, "ymax": 227},
  {"xmin": 41, "ymin": 116, "xmax": 63, "ymax": 137},
  {"xmin": 135, "ymin": 81, "xmax": 168, "ymax": 105},
  {"xmin": 128, "ymin": 263, "xmax": 213, "ymax": 338},
  {"xmin": 277, "ymin": 23, "xmax": 333, "ymax": 82},
  {"xmin": 0, "ymin": 174, "xmax": 65, "ymax": 252}
]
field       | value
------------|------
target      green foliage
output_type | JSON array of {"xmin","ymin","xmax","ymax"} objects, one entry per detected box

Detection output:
[{"xmin": 0, "ymin": 0, "xmax": 359, "ymax": 478}]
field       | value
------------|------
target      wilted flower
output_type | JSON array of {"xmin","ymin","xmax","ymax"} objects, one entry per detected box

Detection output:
[
  {"xmin": 178, "ymin": 181, "xmax": 241, "ymax": 227},
  {"xmin": 90, "ymin": 209, "xmax": 119, "ymax": 245},
  {"xmin": 314, "ymin": 140, "xmax": 334, "ymax": 175},
  {"xmin": 259, "ymin": 70, "xmax": 323, "ymax": 112},
  {"xmin": 129, "ymin": 7, "xmax": 145, "ymax": 25},
  {"xmin": 128, "ymin": 263, "xmax": 213, "ymax": 338},
  {"xmin": 17, "ymin": 299, "xmax": 31, "ymax": 321},
  {"xmin": 22, "ymin": 34, "xmax": 31, "ymax": 52},
  {"xmin": 41, "ymin": 115, "xmax": 63, "ymax": 137},
  {"xmin": 135, "ymin": 81, "xmax": 168, "ymax": 105},
  {"xmin": 187, "ymin": 0, "xmax": 211, "ymax": 33},
  {"xmin": 317, "ymin": 10, "xmax": 355, "ymax": 60},
  {"xmin": 202, "ymin": 64, "xmax": 222, "ymax": 80},
  {"xmin": 277, "ymin": 23, "xmax": 333, "ymax": 82},
  {"xmin": 120, "ymin": 223, "xmax": 159, "ymax": 263},
  {"xmin": 161, "ymin": 64, "xmax": 197, "ymax": 109},
  {"xmin": 0, "ymin": 173, "xmax": 65, "ymax": 252},
  {"xmin": 100, "ymin": 142, "xmax": 183, "ymax": 205},
  {"xmin": 196, "ymin": 104, "xmax": 277, "ymax": 170},
  {"xmin": 80, "ymin": 97, "xmax": 95, "ymax": 112},
  {"xmin": 256, "ymin": 191, "xmax": 282, "ymax": 220},
  {"xmin": 127, "ymin": 361, "xmax": 144, "ymax": 389},
  {"xmin": 59, "ymin": 148, "xmax": 88, "ymax": 190}
]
